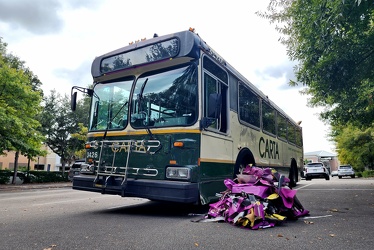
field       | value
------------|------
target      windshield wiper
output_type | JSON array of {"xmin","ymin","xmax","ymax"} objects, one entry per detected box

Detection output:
[
  {"xmin": 135, "ymin": 78, "xmax": 155, "ymax": 140},
  {"xmin": 134, "ymin": 78, "xmax": 154, "ymax": 140},
  {"xmin": 145, "ymin": 126, "xmax": 154, "ymax": 139},
  {"xmin": 137, "ymin": 78, "xmax": 148, "ymax": 111},
  {"xmin": 103, "ymin": 101, "xmax": 128, "ymax": 139}
]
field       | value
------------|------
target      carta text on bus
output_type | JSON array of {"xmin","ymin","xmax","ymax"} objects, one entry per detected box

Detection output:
[{"xmin": 259, "ymin": 137, "xmax": 279, "ymax": 159}]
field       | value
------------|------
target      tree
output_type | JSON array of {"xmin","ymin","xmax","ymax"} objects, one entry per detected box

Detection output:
[
  {"xmin": 39, "ymin": 91, "xmax": 73, "ymax": 173},
  {"xmin": 334, "ymin": 124, "xmax": 374, "ymax": 170},
  {"xmin": 39, "ymin": 90, "xmax": 89, "ymax": 174},
  {"xmin": 70, "ymin": 123, "xmax": 88, "ymax": 159},
  {"xmin": 258, "ymin": 0, "xmax": 374, "ymax": 128},
  {"xmin": 258, "ymin": 0, "xmax": 374, "ymax": 168},
  {"xmin": 0, "ymin": 38, "xmax": 45, "ymax": 183},
  {"xmin": 73, "ymin": 91, "xmax": 90, "ymax": 128}
]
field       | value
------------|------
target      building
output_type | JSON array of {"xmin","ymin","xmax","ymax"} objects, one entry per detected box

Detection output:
[
  {"xmin": 0, "ymin": 146, "xmax": 60, "ymax": 171},
  {"xmin": 304, "ymin": 150, "xmax": 339, "ymax": 173}
]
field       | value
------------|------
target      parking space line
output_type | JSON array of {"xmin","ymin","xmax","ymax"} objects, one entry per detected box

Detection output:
[
  {"xmin": 301, "ymin": 215, "xmax": 332, "ymax": 219},
  {"xmin": 295, "ymin": 183, "xmax": 314, "ymax": 190},
  {"xmin": 298, "ymin": 188, "xmax": 373, "ymax": 191}
]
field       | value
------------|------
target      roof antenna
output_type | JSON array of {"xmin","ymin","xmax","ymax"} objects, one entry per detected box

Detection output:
[{"xmin": 153, "ymin": 33, "xmax": 158, "ymax": 38}]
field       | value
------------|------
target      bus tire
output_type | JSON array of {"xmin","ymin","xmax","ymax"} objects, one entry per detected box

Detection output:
[
  {"xmin": 289, "ymin": 159, "xmax": 298, "ymax": 188},
  {"xmin": 233, "ymin": 148, "xmax": 255, "ymax": 179}
]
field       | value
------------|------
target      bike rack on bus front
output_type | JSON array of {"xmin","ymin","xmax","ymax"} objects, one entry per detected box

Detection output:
[{"xmin": 93, "ymin": 139, "xmax": 161, "ymax": 192}]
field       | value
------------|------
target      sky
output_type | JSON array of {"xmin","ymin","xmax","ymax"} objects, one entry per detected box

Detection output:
[{"xmin": 0, "ymin": 0, "xmax": 336, "ymax": 154}]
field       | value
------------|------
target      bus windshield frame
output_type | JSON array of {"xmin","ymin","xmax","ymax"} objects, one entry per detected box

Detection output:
[
  {"xmin": 89, "ymin": 63, "xmax": 198, "ymax": 132},
  {"xmin": 130, "ymin": 64, "xmax": 198, "ymax": 129},
  {"xmin": 89, "ymin": 77, "xmax": 133, "ymax": 131}
]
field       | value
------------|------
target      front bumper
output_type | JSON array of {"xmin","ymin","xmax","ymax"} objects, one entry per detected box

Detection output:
[{"xmin": 72, "ymin": 175, "xmax": 199, "ymax": 204}]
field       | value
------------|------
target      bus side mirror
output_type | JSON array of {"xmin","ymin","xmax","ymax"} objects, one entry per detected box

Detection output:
[
  {"xmin": 71, "ymin": 92, "xmax": 77, "ymax": 111},
  {"xmin": 208, "ymin": 93, "xmax": 222, "ymax": 119},
  {"xmin": 200, "ymin": 93, "xmax": 222, "ymax": 129}
]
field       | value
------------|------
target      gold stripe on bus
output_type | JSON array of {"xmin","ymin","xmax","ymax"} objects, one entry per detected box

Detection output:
[
  {"xmin": 199, "ymin": 158, "xmax": 235, "ymax": 164},
  {"xmin": 89, "ymin": 128, "xmax": 201, "ymax": 137}
]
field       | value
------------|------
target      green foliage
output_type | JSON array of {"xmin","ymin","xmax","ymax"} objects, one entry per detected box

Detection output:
[
  {"xmin": 259, "ymin": 1, "xmax": 374, "ymax": 170},
  {"xmin": 38, "ymin": 91, "xmax": 75, "ymax": 166},
  {"xmin": 0, "ymin": 37, "xmax": 45, "ymax": 159},
  {"xmin": 71, "ymin": 123, "xmax": 88, "ymax": 159},
  {"xmin": 361, "ymin": 170, "xmax": 374, "ymax": 177},
  {"xmin": 0, "ymin": 170, "xmax": 68, "ymax": 184},
  {"xmin": 74, "ymin": 94, "xmax": 90, "ymax": 128},
  {"xmin": 0, "ymin": 170, "xmax": 11, "ymax": 184},
  {"xmin": 334, "ymin": 124, "xmax": 374, "ymax": 169},
  {"xmin": 27, "ymin": 171, "xmax": 68, "ymax": 183},
  {"xmin": 38, "ymin": 90, "xmax": 89, "ymax": 167},
  {"xmin": 259, "ymin": 0, "xmax": 374, "ymax": 128}
]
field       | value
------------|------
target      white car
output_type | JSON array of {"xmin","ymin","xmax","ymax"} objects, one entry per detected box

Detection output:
[
  {"xmin": 331, "ymin": 170, "xmax": 338, "ymax": 177},
  {"xmin": 304, "ymin": 162, "xmax": 330, "ymax": 181},
  {"xmin": 338, "ymin": 165, "xmax": 355, "ymax": 179}
]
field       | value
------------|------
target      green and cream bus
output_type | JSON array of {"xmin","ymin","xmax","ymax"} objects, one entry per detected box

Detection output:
[{"xmin": 71, "ymin": 28, "xmax": 303, "ymax": 205}]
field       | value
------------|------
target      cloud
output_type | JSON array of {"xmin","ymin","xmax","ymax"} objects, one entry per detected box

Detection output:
[
  {"xmin": 0, "ymin": 0, "xmax": 64, "ymax": 35},
  {"xmin": 53, "ymin": 60, "xmax": 92, "ymax": 88},
  {"xmin": 0, "ymin": 0, "xmax": 102, "ymax": 36},
  {"xmin": 255, "ymin": 60, "xmax": 306, "ymax": 91},
  {"xmin": 62, "ymin": 0, "xmax": 102, "ymax": 9}
]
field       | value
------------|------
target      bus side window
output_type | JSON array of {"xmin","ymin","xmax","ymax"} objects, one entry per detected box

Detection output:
[
  {"xmin": 277, "ymin": 113, "xmax": 287, "ymax": 141},
  {"xmin": 288, "ymin": 121, "xmax": 296, "ymax": 144},
  {"xmin": 238, "ymin": 83, "xmax": 260, "ymax": 128},
  {"xmin": 262, "ymin": 101, "xmax": 276, "ymax": 135}
]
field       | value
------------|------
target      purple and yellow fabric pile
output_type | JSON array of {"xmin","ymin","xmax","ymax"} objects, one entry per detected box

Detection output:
[{"xmin": 204, "ymin": 165, "xmax": 309, "ymax": 230}]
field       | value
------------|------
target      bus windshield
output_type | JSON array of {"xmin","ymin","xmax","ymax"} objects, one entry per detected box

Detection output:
[
  {"xmin": 131, "ymin": 64, "xmax": 198, "ymax": 128},
  {"xmin": 89, "ymin": 78, "xmax": 133, "ymax": 131}
]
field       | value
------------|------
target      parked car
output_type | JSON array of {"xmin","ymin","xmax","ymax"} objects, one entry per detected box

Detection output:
[
  {"xmin": 68, "ymin": 161, "xmax": 85, "ymax": 181},
  {"xmin": 304, "ymin": 162, "xmax": 330, "ymax": 181},
  {"xmin": 331, "ymin": 170, "xmax": 338, "ymax": 177},
  {"xmin": 7, "ymin": 171, "xmax": 25, "ymax": 184},
  {"xmin": 300, "ymin": 166, "xmax": 308, "ymax": 179},
  {"xmin": 338, "ymin": 165, "xmax": 355, "ymax": 179}
]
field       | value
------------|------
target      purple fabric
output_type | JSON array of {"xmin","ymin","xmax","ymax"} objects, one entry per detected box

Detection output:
[
  {"xmin": 205, "ymin": 165, "xmax": 309, "ymax": 230},
  {"xmin": 278, "ymin": 187, "xmax": 297, "ymax": 209},
  {"xmin": 231, "ymin": 185, "xmax": 271, "ymax": 199},
  {"xmin": 224, "ymin": 179, "xmax": 236, "ymax": 190}
]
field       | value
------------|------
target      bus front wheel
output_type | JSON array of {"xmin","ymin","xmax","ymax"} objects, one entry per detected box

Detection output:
[{"xmin": 233, "ymin": 148, "xmax": 255, "ymax": 179}]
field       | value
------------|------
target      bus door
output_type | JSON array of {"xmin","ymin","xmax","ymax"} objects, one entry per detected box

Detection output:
[{"xmin": 199, "ymin": 56, "xmax": 232, "ymax": 204}]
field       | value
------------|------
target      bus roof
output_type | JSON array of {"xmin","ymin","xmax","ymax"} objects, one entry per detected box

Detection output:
[{"xmin": 91, "ymin": 29, "xmax": 301, "ymax": 128}]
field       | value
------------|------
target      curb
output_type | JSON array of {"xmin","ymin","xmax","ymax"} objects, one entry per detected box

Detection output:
[{"xmin": 0, "ymin": 182, "xmax": 72, "ymax": 191}]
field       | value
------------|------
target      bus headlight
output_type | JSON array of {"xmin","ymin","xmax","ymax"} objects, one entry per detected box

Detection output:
[{"xmin": 166, "ymin": 167, "xmax": 190, "ymax": 180}]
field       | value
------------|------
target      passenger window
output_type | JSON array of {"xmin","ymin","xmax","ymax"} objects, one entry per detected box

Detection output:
[
  {"xmin": 239, "ymin": 83, "xmax": 260, "ymax": 128},
  {"xmin": 277, "ymin": 113, "xmax": 287, "ymax": 140},
  {"xmin": 296, "ymin": 127, "xmax": 303, "ymax": 147},
  {"xmin": 288, "ymin": 121, "xmax": 296, "ymax": 144},
  {"xmin": 262, "ymin": 101, "xmax": 276, "ymax": 135}
]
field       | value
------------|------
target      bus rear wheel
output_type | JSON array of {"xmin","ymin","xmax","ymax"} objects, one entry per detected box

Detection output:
[{"xmin": 289, "ymin": 160, "xmax": 298, "ymax": 188}]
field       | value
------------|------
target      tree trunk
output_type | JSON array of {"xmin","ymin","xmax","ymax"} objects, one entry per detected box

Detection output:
[
  {"xmin": 27, "ymin": 157, "xmax": 30, "ymax": 172},
  {"xmin": 61, "ymin": 161, "xmax": 66, "ymax": 176},
  {"xmin": 12, "ymin": 151, "xmax": 20, "ymax": 185},
  {"xmin": 26, "ymin": 157, "xmax": 31, "ymax": 183}
]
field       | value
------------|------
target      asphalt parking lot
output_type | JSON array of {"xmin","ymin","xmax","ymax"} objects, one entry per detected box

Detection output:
[{"xmin": 0, "ymin": 177, "xmax": 373, "ymax": 249}]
